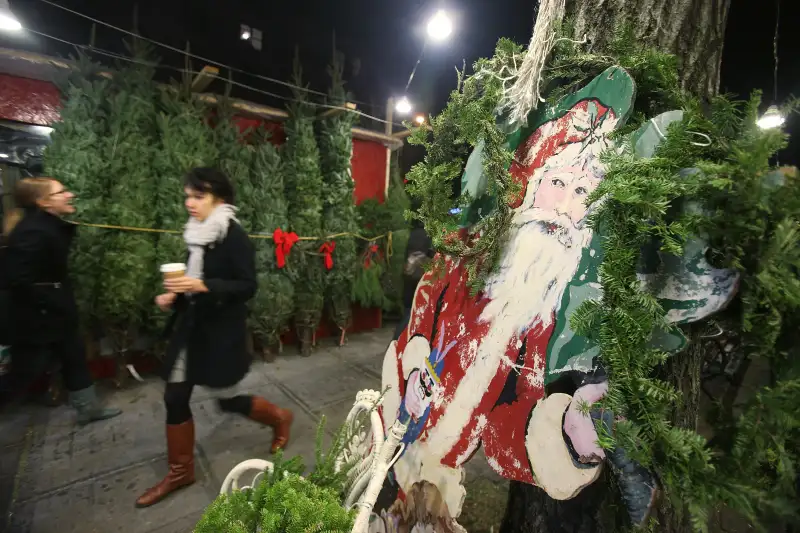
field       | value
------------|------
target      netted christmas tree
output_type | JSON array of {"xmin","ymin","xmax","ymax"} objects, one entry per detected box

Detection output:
[
  {"xmin": 319, "ymin": 48, "xmax": 358, "ymax": 343},
  {"xmin": 150, "ymin": 80, "xmax": 218, "ymax": 330},
  {"xmin": 284, "ymin": 53, "xmax": 325, "ymax": 356},
  {"xmin": 248, "ymin": 131, "xmax": 294, "ymax": 353},
  {"xmin": 215, "ymin": 96, "xmax": 255, "ymax": 230},
  {"xmin": 45, "ymin": 56, "xmax": 112, "ymax": 326},
  {"xmin": 94, "ymin": 42, "xmax": 160, "ymax": 354}
]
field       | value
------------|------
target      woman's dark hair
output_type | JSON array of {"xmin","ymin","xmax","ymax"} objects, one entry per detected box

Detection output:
[{"xmin": 183, "ymin": 167, "xmax": 235, "ymax": 205}]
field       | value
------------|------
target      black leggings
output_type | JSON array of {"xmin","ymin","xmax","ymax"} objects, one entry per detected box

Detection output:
[{"xmin": 163, "ymin": 382, "xmax": 254, "ymax": 425}]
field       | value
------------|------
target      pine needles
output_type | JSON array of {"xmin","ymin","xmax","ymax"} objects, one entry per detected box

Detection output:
[{"xmin": 194, "ymin": 416, "xmax": 358, "ymax": 533}]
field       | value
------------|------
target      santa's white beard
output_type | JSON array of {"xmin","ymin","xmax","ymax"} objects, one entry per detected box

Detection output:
[{"xmin": 481, "ymin": 209, "xmax": 593, "ymax": 332}]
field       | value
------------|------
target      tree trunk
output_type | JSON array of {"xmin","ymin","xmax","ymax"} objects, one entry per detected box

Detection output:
[
  {"xmin": 565, "ymin": 0, "xmax": 731, "ymax": 99},
  {"xmin": 500, "ymin": 2, "xmax": 732, "ymax": 531}
]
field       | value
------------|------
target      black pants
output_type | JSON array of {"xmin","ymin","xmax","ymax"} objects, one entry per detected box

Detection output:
[
  {"xmin": 163, "ymin": 382, "xmax": 254, "ymax": 425},
  {"xmin": 393, "ymin": 306, "xmax": 412, "ymax": 340},
  {"xmin": 3, "ymin": 333, "xmax": 92, "ymax": 399}
]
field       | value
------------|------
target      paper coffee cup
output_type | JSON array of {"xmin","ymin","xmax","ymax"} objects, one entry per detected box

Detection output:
[{"xmin": 160, "ymin": 263, "xmax": 186, "ymax": 280}]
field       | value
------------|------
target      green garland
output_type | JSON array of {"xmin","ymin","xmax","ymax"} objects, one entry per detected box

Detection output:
[
  {"xmin": 573, "ymin": 92, "xmax": 800, "ymax": 530},
  {"xmin": 405, "ymin": 39, "xmax": 522, "ymax": 294}
]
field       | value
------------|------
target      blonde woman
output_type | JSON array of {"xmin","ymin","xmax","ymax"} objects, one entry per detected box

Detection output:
[{"xmin": 1, "ymin": 177, "xmax": 121, "ymax": 424}]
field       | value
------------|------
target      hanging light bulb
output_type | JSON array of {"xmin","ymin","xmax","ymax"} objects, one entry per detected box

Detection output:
[
  {"xmin": 426, "ymin": 10, "xmax": 453, "ymax": 42},
  {"xmin": 395, "ymin": 97, "xmax": 412, "ymax": 115},
  {"xmin": 0, "ymin": 0, "xmax": 22, "ymax": 31},
  {"xmin": 757, "ymin": 105, "xmax": 786, "ymax": 130}
]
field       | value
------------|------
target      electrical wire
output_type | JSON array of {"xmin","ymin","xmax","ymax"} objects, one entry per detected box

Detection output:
[
  {"xmin": 34, "ymin": 0, "xmax": 381, "ymax": 110},
  {"xmin": 24, "ymin": 27, "xmax": 406, "ymax": 128},
  {"xmin": 772, "ymin": 0, "xmax": 780, "ymax": 102}
]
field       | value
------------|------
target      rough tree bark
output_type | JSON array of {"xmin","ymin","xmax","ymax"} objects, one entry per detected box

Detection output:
[
  {"xmin": 568, "ymin": 0, "xmax": 731, "ymax": 100},
  {"xmin": 499, "ymin": 1, "xmax": 732, "ymax": 532}
]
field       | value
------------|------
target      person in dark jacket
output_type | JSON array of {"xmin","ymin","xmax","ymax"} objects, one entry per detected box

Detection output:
[
  {"xmin": 136, "ymin": 167, "xmax": 294, "ymax": 508},
  {"xmin": 395, "ymin": 219, "xmax": 434, "ymax": 338},
  {"xmin": 1, "ymin": 177, "xmax": 121, "ymax": 423}
]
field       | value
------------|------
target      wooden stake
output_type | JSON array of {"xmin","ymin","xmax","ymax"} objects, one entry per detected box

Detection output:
[
  {"xmin": 191, "ymin": 65, "xmax": 219, "ymax": 93},
  {"xmin": 319, "ymin": 101, "xmax": 357, "ymax": 119}
]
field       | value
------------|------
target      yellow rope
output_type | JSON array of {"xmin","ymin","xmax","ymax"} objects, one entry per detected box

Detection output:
[{"xmin": 75, "ymin": 221, "xmax": 396, "ymax": 244}]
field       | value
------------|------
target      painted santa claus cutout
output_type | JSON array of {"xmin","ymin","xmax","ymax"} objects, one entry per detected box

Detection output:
[{"xmin": 375, "ymin": 66, "xmax": 739, "ymax": 532}]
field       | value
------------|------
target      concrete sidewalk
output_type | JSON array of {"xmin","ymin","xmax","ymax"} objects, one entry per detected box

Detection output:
[{"xmin": 0, "ymin": 326, "xmax": 507, "ymax": 533}]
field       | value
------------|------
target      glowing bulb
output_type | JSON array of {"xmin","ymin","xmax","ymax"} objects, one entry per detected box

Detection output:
[
  {"xmin": 414, "ymin": 115, "xmax": 425, "ymax": 125},
  {"xmin": 0, "ymin": 2, "xmax": 21, "ymax": 32},
  {"xmin": 427, "ymin": 10, "xmax": 452, "ymax": 42},
  {"xmin": 757, "ymin": 105, "xmax": 785, "ymax": 130},
  {"xmin": 240, "ymin": 30, "xmax": 251, "ymax": 40},
  {"xmin": 395, "ymin": 97, "xmax": 412, "ymax": 115}
]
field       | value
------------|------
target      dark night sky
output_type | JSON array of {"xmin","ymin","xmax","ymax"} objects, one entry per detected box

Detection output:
[{"xmin": 1, "ymin": 0, "xmax": 798, "ymax": 164}]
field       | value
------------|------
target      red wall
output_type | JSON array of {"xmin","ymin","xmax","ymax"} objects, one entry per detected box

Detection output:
[
  {"xmin": 353, "ymin": 139, "xmax": 388, "ymax": 204},
  {"xmin": 0, "ymin": 73, "xmax": 61, "ymax": 126}
]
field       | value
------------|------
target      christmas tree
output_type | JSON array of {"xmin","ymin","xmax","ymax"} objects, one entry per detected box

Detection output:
[
  {"xmin": 319, "ymin": 47, "xmax": 358, "ymax": 343},
  {"xmin": 149, "ymin": 81, "xmax": 219, "ymax": 329},
  {"xmin": 248, "ymin": 131, "xmax": 294, "ymax": 352},
  {"xmin": 93, "ymin": 42, "xmax": 160, "ymax": 353},
  {"xmin": 214, "ymin": 98, "xmax": 255, "ymax": 229},
  {"xmin": 284, "ymin": 53, "xmax": 325, "ymax": 356},
  {"xmin": 45, "ymin": 55, "xmax": 112, "ymax": 326}
]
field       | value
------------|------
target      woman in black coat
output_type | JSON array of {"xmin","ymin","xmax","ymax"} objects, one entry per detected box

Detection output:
[
  {"xmin": 1, "ymin": 177, "xmax": 121, "ymax": 423},
  {"xmin": 136, "ymin": 167, "xmax": 294, "ymax": 508}
]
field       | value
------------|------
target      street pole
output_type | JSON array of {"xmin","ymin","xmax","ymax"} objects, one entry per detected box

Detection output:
[{"xmin": 384, "ymin": 97, "xmax": 395, "ymax": 200}]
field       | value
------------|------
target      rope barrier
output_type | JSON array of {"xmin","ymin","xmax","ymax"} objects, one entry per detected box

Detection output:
[{"xmin": 74, "ymin": 221, "xmax": 397, "ymax": 257}]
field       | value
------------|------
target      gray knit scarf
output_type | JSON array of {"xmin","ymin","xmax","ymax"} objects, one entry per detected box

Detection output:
[{"xmin": 183, "ymin": 204, "xmax": 238, "ymax": 284}]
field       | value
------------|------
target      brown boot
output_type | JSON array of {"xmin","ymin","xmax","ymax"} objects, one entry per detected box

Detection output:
[
  {"xmin": 249, "ymin": 396, "xmax": 294, "ymax": 453},
  {"xmin": 135, "ymin": 419, "xmax": 196, "ymax": 508}
]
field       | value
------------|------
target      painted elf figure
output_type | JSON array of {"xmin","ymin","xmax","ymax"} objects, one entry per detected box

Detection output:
[{"xmin": 375, "ymin": 65, "xmax": 739, "ymax": 533}]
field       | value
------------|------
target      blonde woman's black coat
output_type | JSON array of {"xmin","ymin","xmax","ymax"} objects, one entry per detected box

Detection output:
[
  {"xmin": 162, "ymin": 222, "xmax": 257, "ymax": 388},
  {"xmin": 4, "ymin": 208, "xmax": 80, "ymax": 345}
]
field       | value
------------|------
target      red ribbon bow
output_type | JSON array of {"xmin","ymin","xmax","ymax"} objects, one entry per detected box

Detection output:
[
  {"xmin": 363, "ymin": 244, "xmax": 380, "ymax": 268},
  {"xmin": 319, "ymin": 241, "xmax": 336, "ymax": 270},
  {"xmin": 273, "ymin": 228, "xmax": 299, "ymax": 269}
]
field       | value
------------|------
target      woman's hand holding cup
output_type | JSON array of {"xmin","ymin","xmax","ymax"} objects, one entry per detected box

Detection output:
[{"xmin": 155, "ymin": 292, "xmax": 177, "ymax": 312}]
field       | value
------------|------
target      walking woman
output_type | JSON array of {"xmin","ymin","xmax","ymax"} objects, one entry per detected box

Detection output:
[
  {"xmin": 136, "ymin": 167, "xmax": 294, "ymax": 508},
  {"xmin": 1, "ymin": 177, "xmax": 121, "ymax": 423}
]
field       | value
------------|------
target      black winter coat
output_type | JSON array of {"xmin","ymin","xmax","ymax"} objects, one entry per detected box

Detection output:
[
  {"xmin": 4, "ymin": 208, "xmax": 80, "ymax": 346},
  {"xmin": 161, "ymin": 222, "xmax": 257, "ymax": 388}
]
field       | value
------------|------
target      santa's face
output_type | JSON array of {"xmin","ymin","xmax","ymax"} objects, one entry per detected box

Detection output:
[
  {"xmin": 483, "ymin": 107, "xmax": 615, "ymax": 330},
  {"xmin": 516, "ymin": 146, "xmax": 603, "ymax": 249}
]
